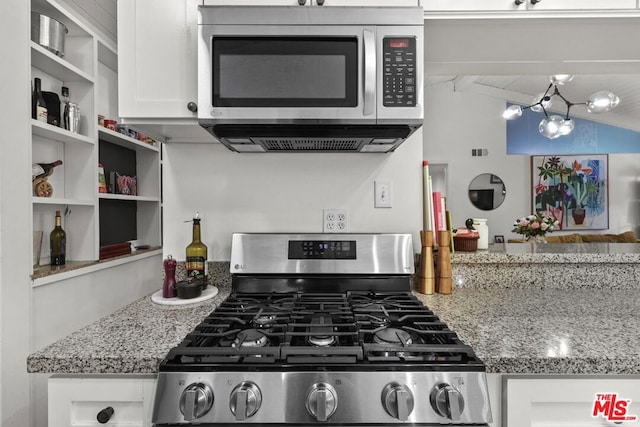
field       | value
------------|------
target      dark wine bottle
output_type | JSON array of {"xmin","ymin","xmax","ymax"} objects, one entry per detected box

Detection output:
[
  {"xmin": 32, "ymin": 160, "xmax": 63, "ymax": 180},
  {"xmin": 186, "ymin": 213, "xmax": 207, "ymax": 288},
  {"xmin": 50, "ymin": 210, "xmax": 66, "ymax": 266},
  {"xmin": 32, "ymin": 78, "xmax": 48, "ymax": 122}
]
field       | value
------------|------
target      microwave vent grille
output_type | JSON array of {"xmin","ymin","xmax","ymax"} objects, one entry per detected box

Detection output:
[{"xmin": 260, "ymin": 138, "xmax": 362, "ymax": 151}]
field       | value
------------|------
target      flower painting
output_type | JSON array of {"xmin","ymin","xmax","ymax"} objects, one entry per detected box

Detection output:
[{"xmin": 531, "ymin": 155, "xmax": 608, "ymax": 230}]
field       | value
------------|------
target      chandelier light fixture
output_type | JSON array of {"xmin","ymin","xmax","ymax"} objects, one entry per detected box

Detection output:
[{"xmin": 502, "ymin": 75, "xmax": 620, "ymax": 139}]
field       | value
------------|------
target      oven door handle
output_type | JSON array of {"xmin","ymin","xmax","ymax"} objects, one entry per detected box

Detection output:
[{"xmin": 363, "ymin": 29, "xmax": 376, "ymax": 117}]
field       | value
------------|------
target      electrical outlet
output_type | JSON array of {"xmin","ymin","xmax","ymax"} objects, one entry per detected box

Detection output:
[
  {"xmin": 375, "ymin": 181, "xmax": 392, "ymax": 208},
  {"xmin": 323, "ymin": 209, "xmax": 347, "ymax": 233}
]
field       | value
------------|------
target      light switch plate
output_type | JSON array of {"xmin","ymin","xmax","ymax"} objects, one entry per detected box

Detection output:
[{"xmin": 374, "ymin": 181, "xmax": 392, "ymax": 208}]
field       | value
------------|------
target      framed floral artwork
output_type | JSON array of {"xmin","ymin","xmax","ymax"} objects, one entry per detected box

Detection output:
[{"xmin": 531, "ymin": 154, "xmax": 608, "ymax": 230}]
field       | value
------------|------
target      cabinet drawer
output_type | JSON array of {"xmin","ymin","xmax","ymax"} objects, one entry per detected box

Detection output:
[
  {"xmin": 504, "ymin": 376, "xmax": 640, "ymax": 426},
  {"xmin": 48, "ymin": 375, "xmax": 156, "ymax": 427}
]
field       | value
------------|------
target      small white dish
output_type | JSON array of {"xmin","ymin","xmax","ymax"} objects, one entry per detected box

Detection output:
[{"xmin": 151, "ymin": 286, "xmax": 218, "ymax": 306}]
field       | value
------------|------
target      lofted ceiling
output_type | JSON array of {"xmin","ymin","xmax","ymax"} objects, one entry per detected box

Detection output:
[{"xmin": 426, "ymin": 75, "xmax": 640, "ymax": 132}]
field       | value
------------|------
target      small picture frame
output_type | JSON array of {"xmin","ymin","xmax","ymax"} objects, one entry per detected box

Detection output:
[{"xmin": 494, "ymin": 235, "xmax": 505, "ymax": 243}]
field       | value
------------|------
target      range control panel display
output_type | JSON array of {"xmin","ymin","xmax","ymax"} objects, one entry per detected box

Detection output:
[
  {"xmin": 382, "ymin": 37, "xmax": 416, "ymax": 107},
  {"xmin": 288, "ymin": 240, "xmax": 356, "ymax": 260}
]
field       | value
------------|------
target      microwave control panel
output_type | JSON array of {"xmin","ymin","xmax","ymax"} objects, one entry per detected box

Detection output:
[{"xmin": 382, "ymin": 37, "xmax": 416, "ymax": 107}]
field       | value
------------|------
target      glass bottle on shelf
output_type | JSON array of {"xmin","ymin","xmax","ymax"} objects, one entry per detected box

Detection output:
[
  {"xmin": 32, "ymin": 77, "xmax": 48, "ymax": 122},
  {"xmin": 50, "ymin": 210, "xmax": 66, "ymax": 266}
]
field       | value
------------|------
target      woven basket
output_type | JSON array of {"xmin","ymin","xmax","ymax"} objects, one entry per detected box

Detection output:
[{"xmin": 453, "ymin": 235, "xmax": 479, "ymax": 252}]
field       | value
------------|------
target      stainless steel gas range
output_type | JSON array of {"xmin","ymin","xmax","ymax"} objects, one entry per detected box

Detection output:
[{"xmin": 152, "ymin": 233, "xmax": 492, "ymax": 426}]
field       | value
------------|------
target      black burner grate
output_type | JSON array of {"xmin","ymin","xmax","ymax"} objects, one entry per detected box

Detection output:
[{"xmin": 162, "ymin": 291, "xmax": 484, "ymax": 370}]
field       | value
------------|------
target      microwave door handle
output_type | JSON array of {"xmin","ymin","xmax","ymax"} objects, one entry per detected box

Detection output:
[{"xmin": 363, "ymin": 29, "xmax": 375, "ymax": 116}]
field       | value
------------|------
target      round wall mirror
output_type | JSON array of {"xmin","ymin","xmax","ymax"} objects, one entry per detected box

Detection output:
[{"xmin": 468, "ymin": 174, "xmax": 507, "ymax": 210}]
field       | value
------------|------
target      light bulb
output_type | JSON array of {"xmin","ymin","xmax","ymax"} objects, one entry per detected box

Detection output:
[
  {"xmin": 539, "ymin": 115, "xmax": 564, "ymax": 139},
  {"xmin": 530, "ymin": 93, "xmax": 553, "ymax": 113},
  {"xmin": 503, "ymin": 104, "xmax": 523, "ymax": 120},
  {"xmin": 549, "ymin": 74, "xmax": 574, "ymax": 85},
  {"xmin": 586, "ymin": 91, "xmax": 620, "ymax": 113},
  {"xmin": 558, "ymin": 118, "xmax": 575, "ymax": 136}
]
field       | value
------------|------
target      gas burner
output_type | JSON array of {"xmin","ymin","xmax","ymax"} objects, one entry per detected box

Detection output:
[
  {"xmin": 232, "ymin": 329, "xmax": 269, "ymax": 348},
  {"xmin": 307, "ymin": 314, "xmax": 336, "ymax": 347},
  {"xmin": 252, "ymin": 314, "xmax": 276, "ymax": 329},
  {"xmin": 374, "ymin": 327, "xmax": 413, "ymax": 346},
  {"xmin": 308, "ymin": 334, "xmax": 336, "ymax": 347}
]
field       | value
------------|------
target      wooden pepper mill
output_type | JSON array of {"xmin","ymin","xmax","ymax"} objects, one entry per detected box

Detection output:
[
  {"xmin": 437, "ymin": 230, "xmax": 453, "ymax": 294},
  {"xmin": 416, "ymin": 230, "xmax": 435, "ymax": 294}
]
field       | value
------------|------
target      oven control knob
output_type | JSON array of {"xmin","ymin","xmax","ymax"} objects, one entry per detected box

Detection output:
[
  {"xmin": 230, "ymin": 381, "xmax": 262, "ymax": 421},
  {"xmin": 306, "ymin": 382, "xmax": 337, "ymax": 421},
  {"xmin": 381, "ymin": 382, "xmax": 414, "ymax": 421},
  {"xmin": 430, "ymin": 383, "xmax": 465, "ymax": 422},
  {"xmin": 180, "ymin": 383, "xmax": 214, "ymax": 421}
]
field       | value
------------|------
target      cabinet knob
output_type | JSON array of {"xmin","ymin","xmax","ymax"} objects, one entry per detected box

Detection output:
[
  {"xmin": 96, "ymin": 406, "xmax": 114, "ymax": 424},
  {"xmin": 298, "ymin": 0, "xmax": 307, "ymax": 5},
  {"xmin": 316, "ymin": 0, "xmax": 325, "ymax": 5},
  {"xmin": 514, "ymin": 0, "xmax": 525, "ymax": 4},
  {"xmin": 187, "ymin": 102, "xmax": 198, "ymax": 113},
  {"xmin": 530, "ymin": 0, "xmax": 541, "ymax": 3}
]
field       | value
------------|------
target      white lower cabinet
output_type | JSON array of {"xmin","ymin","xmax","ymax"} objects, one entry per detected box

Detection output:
[
  {"xmin": 420, "ymin": 0, "xmax": 636, "ymax": 12},
  {"xmin": 503, "ymin": 375, "xmax": 640, "ymax": 426},
  {"xmin": 48, "ymin": 375, "xmax": 157, "ymax": 427}
]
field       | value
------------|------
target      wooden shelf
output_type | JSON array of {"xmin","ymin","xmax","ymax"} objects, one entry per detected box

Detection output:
[
  {"xmin": 32, "ymin": 197, "xmax": 95, "ymax": 206},
  {"xmin": 32, "ymin": 120, "xmax": 94, "ymax": 146},
  {"xmin": 98, "ymin": 194, "xmax": 160, "ymax": 202},
  {"xmin": 31, "ymin": 247, "xmax": 162, "ymax": 287},
  {"xmin": 30, "ymin": 42, "xmax": 94, "ymax": 83},
  {"xmin": 98, "ymin": 127, "xmax": 160, "ymax": 153}
]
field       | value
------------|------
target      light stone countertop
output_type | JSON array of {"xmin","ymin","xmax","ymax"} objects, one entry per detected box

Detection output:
[
  {"xmin": 27, "ymin": 249, "xmax": 640, "ymax": 375},
  {"xmin": 454, "ymin": 242, "xmax": 640, "ymax": 263},
  {"xmin": 414, "ymin": 288, "xmax": 640, "ymax": 374},
  {"xmin": 27, "ymin": 287, "xmax": 231, "ymax": 374}
]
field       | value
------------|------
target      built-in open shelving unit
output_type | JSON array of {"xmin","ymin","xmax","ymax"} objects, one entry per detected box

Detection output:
[{"xmin": 30, "ymin": 0, "xmax": 161, "ymax": 283}]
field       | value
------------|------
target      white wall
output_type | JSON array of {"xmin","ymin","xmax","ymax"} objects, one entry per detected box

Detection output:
[
  {"xmin": 424, "ymin": 81, "xmax": 640, "ymax": 241},
  {"xmin": 0, "ymin": 1, "xmax": 32, "ymax": 425},
  {"xmin": 162, "ymin": 132, "xmax": 423, "ymax": 260}
]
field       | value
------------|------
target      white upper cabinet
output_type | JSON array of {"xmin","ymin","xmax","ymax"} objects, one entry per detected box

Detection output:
[
  {"xmin": 421, "ymin": 0, "xmax": 637, "ymax": 12},
  {"xmin": 117, "ymin": 0, "xmax": 199, "ymax": 119},
  {"xmin": 118, "ymin": 0, "xmax": 417, "ymax": 123}
]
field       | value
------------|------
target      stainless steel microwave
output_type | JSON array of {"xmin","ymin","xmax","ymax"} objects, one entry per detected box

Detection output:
[{"xmin": 197, "ymin": 6, "xmax": 424, "ymax": 153}]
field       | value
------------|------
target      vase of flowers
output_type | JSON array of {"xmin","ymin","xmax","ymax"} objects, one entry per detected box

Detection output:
[{"xmin": 512, "ymin": 213, "xmax": 559, "ymax": 243}]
